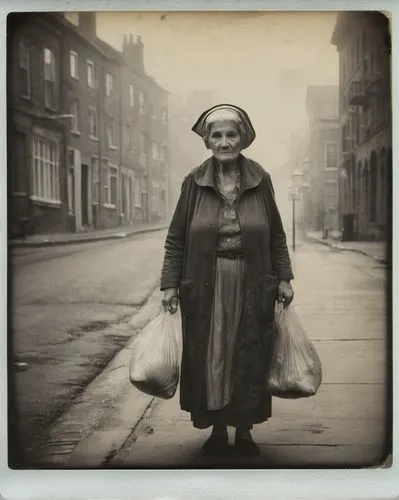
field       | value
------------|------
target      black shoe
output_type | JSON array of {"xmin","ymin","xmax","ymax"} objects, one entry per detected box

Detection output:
[
  {"xmin": 202, "ymin": 433, "xmax": 229, "ymax": 456},
  {"xmin": 234, "ymin": 437, "xmax": 260, "ymax": 457}
]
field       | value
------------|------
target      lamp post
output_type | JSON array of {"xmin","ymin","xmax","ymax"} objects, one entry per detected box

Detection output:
[{"xmin": 289, "ymin": 168, "xmax": 304, "ymax": 251}]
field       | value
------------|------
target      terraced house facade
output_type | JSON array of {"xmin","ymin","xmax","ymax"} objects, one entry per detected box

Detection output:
[
  {"xmin": 8, "ymin": 12, "xmax": 169, "ymax": 237},
  {"xmin": 331, "ymin": 12, "xmax": 391, "ymax": 241}
]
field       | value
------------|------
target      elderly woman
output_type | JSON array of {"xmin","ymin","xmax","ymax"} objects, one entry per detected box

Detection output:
[{"xmin": 160, "ymin": 104, "xmax": 294, "ymax": 457}]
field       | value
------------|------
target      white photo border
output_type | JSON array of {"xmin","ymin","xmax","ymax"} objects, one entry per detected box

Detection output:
[{"xmin": 1, "ymin": 0, "xmax": 397, "ymax": 499}]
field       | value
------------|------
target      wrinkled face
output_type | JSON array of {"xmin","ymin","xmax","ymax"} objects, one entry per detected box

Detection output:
[{"xmin": 207, "ymin": 121, "xmax": 242, "ymax": 163}]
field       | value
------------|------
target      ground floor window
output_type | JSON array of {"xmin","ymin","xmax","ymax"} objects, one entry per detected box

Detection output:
[
  {"xmin": 31, "ymin": 135, "xmax": 60, "ymax": 203},
  {"xmin": 109, "ymin": 166, "xmax": 118, "ymax": 207}
]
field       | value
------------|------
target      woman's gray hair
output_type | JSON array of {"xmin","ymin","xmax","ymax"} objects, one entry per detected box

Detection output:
[
  {"xmin": 203, "ymin": 120, "xmax": 247, "ymax": 149},
  {"xmin": 192, "ymin": 104, "xmax": 256, "ymax": 150}
]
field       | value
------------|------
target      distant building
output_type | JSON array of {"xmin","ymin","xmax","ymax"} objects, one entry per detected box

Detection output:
[
  {"xmin": 168, "ymin": 90, "xmax": 219, "ymax": 212},
  {"xmin": 120, "ymin": 34, "xmax": 169, "ymax": 225},
  {"xmin": 305, "ymin": 85, "xmax": 340, "ymax": 234},
  {"xmin": 8, "ymin": 12, "xmax": 169, "ymax": 237},
  {"xmin": 331, "ymin": 12, "xmax": 391, "ymax": 241}
]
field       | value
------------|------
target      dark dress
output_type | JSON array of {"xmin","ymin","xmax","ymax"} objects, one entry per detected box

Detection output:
[{"xmin": 160, "ymin": 155, "xmax": 294, "ymax": 429}]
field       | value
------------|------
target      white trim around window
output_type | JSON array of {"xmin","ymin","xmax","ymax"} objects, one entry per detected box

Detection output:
[
  {"xmin": 69, "ymin": 50, "xmax": 79, "ymax": 79},
  {"xmin": 324, "ymin": 141, "xmax": 338, "ymax": 170},
  {"xmin": 88, "ymin": 105, "xmax": 98, "ymax": 140},
  {"xmin": 87, "ymin": 59, "xmax": 95, "ymax": 89},
  {"xmin": 106, "ymin": 72, "xmax": 114, "ymax": 97},
  {"xmin": 70, "ymin": 100, "xmax": 80, "ymax": 134},
  {"xmin": 19, "ymin": 39, "xmax": 31, "ymax": 98},
  {"xmin": 129, "ymin": 83, "xmax": 135, "ymax": 107},
  {"xmin": 31, "ymin": 134, "xmax": 61, "ymax": 204},
  {"xmin": 44, "ymin": 47, "xmax": 56, "ymax": 110}
]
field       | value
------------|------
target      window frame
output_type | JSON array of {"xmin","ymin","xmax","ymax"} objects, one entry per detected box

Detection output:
[
  {"xmin": 107, "ymin": 164, "xmax": 118, "ymax": 208},
  {"xmin": 129, "ymin": 83, "xmax": 135, "ymax": 107},
  {"xmin": 88, "ymin": 105, "xmax": 98, "ymax": 140},
  {"xmin": 31, "ymin": 134, "xmax": 61, "ymax": 205},
  {"xmin": 69, "ymin": 50, "xmax": 79, "ymax": 79},
  {"xmin": 324, "ymin": 141, "xmax": 338, "ymax": 171},
  {"xmin": 19, "ymin": 39, "xmax": 31, "ymax": 98},
  {"xmin": 139, "ymin": 90, "xmax": 145, "ymax": 114},
  {"xmin": 91, "ymin": 156, "xmax": 100, "ymax": 204},
  {"xmin": 107, "ymin": 116, "xmax": 117, "ymax": 149},
  {"xmin": 87, "ymin": 59, "xmax": 95, "ymax": 89},
  {"xmin": 70, "ymin": 100, "xmax": 80, "ymax": 134},
  {"xmin": 44, "ymin": 47, "xmax": 56, "ymax": 110},
  {"xmin": 105, "ymin": 72, "xmax": 114, "ymax": 97}
]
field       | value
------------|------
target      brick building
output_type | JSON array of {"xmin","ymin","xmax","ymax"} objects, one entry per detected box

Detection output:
[
  {"xmin": 305, "ymin": 85, "xmax": 340, "ymax": 234},
  {"xmin": 120, "ymin": 35, "xmax": 169, "ymax": 225},
  {"xmin": 8, "ymin": 12, "xmax": 169, "ymax": 237},
  {"xmin": 168, "ymin": 90, "xmax": 218, "ymax": 212},
  {"xmin": 331, "ymin": 12, "xmax": 391, "ymax": 241}
]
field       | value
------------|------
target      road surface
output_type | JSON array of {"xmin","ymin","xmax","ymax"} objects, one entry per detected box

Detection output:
[{"xmin": 10, "ymin": 229, "xmax": 167, "ymax": 462}]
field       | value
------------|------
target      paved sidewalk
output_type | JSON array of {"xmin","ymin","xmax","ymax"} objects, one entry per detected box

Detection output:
[
  {"xmin": 106, "ymin": 242, "xmax": 388, "ymax": 468},
  {"xmin": 9, "ymin": 222, "xmax": 168, "ymax": 248},
  {"xmin": 306, "ymin": 230, "xmax": 388, "ymax": 265},
  {"xmin": 27, "ymin": 241, "xmax": 388, "ymax": 469}
]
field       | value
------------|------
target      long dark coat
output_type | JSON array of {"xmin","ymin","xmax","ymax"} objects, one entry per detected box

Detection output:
[{"xmin": 160, "ymin": 155, "xmax": 294, "ymax": 428}]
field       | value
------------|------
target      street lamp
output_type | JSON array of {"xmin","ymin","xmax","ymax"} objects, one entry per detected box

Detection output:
[{"xmin": 289, "ymin": 168, "xmax": 304, "ymax": 251}]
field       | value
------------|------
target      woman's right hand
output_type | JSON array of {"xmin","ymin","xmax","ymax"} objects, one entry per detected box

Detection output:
[{"xmin": 162, "ymin": 288, "xmax": 179, "ymax": 314}]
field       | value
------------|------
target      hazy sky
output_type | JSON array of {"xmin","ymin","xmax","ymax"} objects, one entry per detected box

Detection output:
[{"xmin": 96, "ymin": 11, "xmax": 339, "ymax": 169}]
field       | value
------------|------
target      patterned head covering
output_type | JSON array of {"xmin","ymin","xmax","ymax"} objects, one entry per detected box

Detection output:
[{"xmin": 191, "ymin": 104, "xmax": 256, "ymax": 149}]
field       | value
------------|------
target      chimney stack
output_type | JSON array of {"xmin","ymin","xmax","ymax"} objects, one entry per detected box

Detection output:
[
  {"xmin": 78, "ymin": 12, "xmax": 96, "ymax": 40},
  {"xmin": 122, "ymin": 33, "xmax": 145, "ymax": 74}
]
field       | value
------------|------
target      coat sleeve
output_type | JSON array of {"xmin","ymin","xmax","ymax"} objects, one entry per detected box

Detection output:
[
  {"xmin": 160, "ymin": 175, "xmax": 193, "ymax": 291},
  {"xmin": 264, "ymin": 174, "xmax": 294, "ymax": 282}
]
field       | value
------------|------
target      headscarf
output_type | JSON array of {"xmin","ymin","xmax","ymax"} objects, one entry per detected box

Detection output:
[{"xmin": 191, "ymin": 104, "xmax": 256, "ymax": 149}]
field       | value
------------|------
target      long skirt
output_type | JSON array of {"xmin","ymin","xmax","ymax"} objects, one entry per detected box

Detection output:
[{"xmin": 190, "ymin": 256, "xmax": 270, "ymax": 429}]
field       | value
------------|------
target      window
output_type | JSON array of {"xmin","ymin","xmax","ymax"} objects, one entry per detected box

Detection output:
[
  {"xmin": 161, "ymin": 108, "xmax": 168, "ymax": 124},
  {"xmin": 109, "ymin": 166, "xmax": 118, "ymax": 206},
  {"xmin": 129, "ymin": 84, "xmax": 135, "ymax": 106},
  {"xmin": 88, "ymin": 106, "xmax": 98, "ymax": 138},
  {"xmin": 324, "ymin": 142, "xmax": 338, "ymax": 169},
  {"xmin": 152, "ymin": 142, "xmax": 158, "ymax": 160},
  {"xmin": 107, "ymin": 116, "xmax": 117, "ymax": 148},
  {"xmin": 31, "ymin": 135, "xmax": 60, "ymax": 203},
  {"xmin": 44, "ymin": 48, "xmax": 56, "ymax": 109},
  {"xmin": 149, "ymin": 102, "xmax": 155, "ymax": 118},
  {"xmin": 87, "ymin": 60, "xmax": 95, "ymax": 88},
  {"xmin": 106, "ymin": 73, "xmax": 114, "ymax": 97},
  {"xmin": 102, "ymin": 159, "xmax": 109, "ymax": 205},
  {"xmin": 70, "ymin": 100, "xmax": 80, "ymax": 133},
  {"xmin": 91, "ymin": 157, "xmax": 100, "ymax": 203},
  {"xmin": 124, "ymin": 124, "xmax": 132, "ymax": 151},
  {"xmin": 139, "ymin": 91, "xmax": 145, "ymax": 114},
  {"xmin": 19, "ymin": 39, "xmax": 31, "ymax": 98},
  {"xmin": 69, "ymin": 50, "xmax": 78, "ymax": 79}
]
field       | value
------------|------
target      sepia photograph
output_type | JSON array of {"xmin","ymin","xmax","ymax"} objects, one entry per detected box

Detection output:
[{"xmin": 7, "ymin": 10, "xmax": 391, "ymax": 469}]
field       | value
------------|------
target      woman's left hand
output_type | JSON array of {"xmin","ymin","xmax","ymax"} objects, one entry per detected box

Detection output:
[{"xmin": 278, "ymin": 281, "xmax": 294, "ymax": 307}]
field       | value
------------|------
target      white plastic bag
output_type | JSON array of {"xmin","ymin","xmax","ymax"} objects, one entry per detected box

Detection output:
[
  {"xmin": 267, "ymin": 302, "xmax": 322, "ymax": 399},
  {"xmin": 129, "ymin": 307, "xmax": 182, "ymax": 399}
]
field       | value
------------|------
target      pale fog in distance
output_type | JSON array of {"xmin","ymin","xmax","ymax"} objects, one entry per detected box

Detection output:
[{"xmin": 94, "ymin": 11, "xmax": 339, "ymax": 222}]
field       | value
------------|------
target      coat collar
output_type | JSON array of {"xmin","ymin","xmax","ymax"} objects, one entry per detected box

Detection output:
[{"xmin": 193, "ymin": 154, "xmax": 265, "ymax": 193}]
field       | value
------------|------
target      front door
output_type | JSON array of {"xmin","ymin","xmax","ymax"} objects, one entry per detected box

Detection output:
[{"xmin": 81, "ymin": 164, "xmax": 89, "ymax": 227}]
